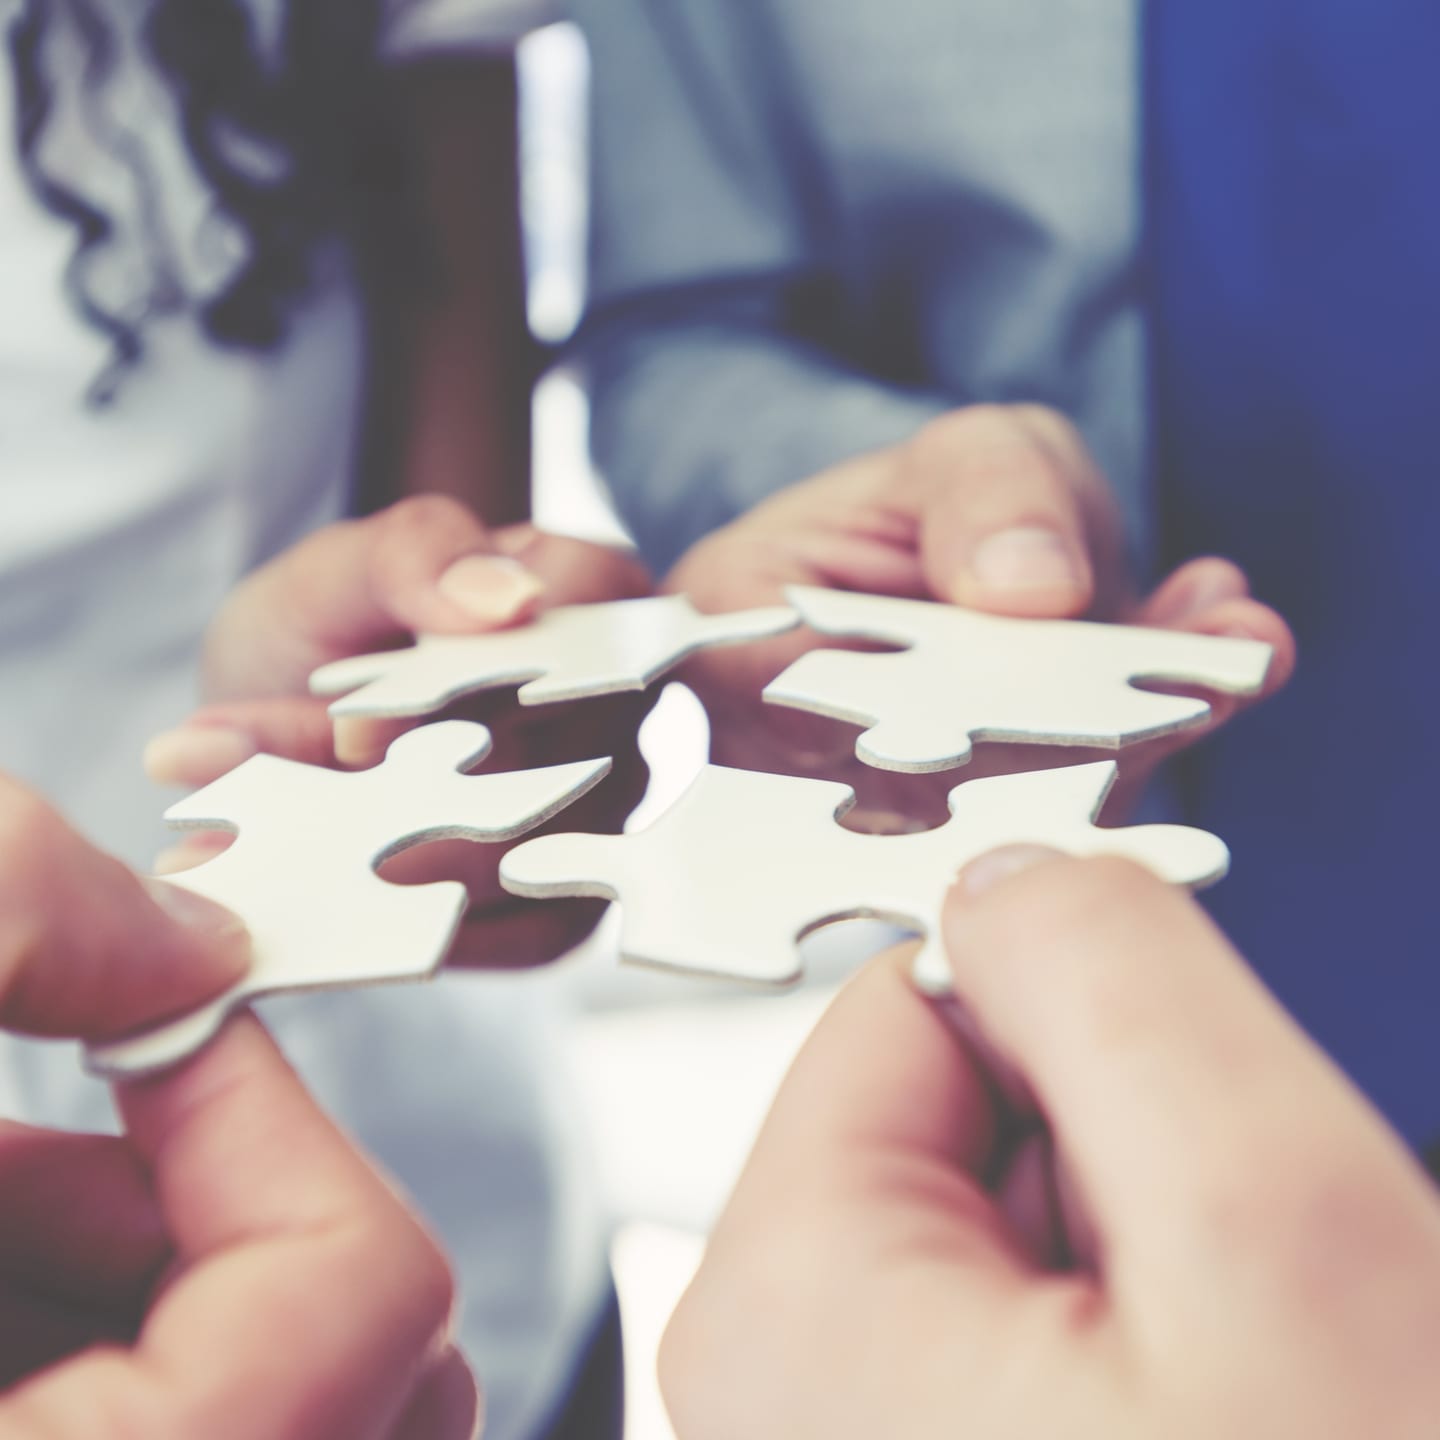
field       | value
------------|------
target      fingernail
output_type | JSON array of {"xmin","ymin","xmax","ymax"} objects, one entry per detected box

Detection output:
[
  {"xmin": 144, "ymin": 727, "xmax": 257, "ymax": 786},
  {"xmin": 958, "ymin": 844, "xmax": 1063, "ymax": 898},
  {"xmin": 152, "ymin": 844, "xmax": 203, "ymax": 877},
  {"xmin": 144, "ymin": 880, "xmax": 251, "ymax": 974},
  {"xmin": 333, "ymin": 716, "xmax": 403, "ymax": 770},
  {"xmin": 969, "ymin": 527, "xmax": 1082, "ymax": 594},
  {"xmin": 438, "ymin": 555, "xmax": 545, "ymax": 627}
]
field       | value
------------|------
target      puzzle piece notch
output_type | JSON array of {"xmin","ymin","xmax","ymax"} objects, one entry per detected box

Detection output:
[
  {"xmin": 765, "ymin": 586, "xmax": 1274, "ymax": 773},
  {"xmin": 310, "ymin": 594, "xmax": 800, "ymax": 719},
  {"xmin": 500, "ymin": 759, "xmax": 1229, "ymax": 997},
  {"xmin": 88, "ymin": 721, "xmax": 610, "ymax": 1078}
]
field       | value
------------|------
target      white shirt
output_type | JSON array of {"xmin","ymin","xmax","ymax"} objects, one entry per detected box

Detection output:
[{"xmin": 0, "ymin": 5, "xmax": 606, "ymax": 1438}]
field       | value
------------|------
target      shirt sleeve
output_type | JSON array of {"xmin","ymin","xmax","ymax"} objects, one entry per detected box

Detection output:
[
  {"xmin": 568, "ymin": 0, "xmax": 952, "ymax": 575},
  {"xmin": 382, "ymin": 0, "xmax": 557, "ymax": 59}
]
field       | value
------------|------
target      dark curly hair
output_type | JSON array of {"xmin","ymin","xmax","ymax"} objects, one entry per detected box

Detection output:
[{"xmin": 7, "ymin": 0, "xmax": 403, "ymax": 402}]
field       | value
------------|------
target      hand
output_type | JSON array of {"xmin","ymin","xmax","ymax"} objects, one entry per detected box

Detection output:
[
  {"xmin": 662, "ymin": 850, "xmax": 1440, "ymax": 1440},
  {"xmin": 145, "ymin": 496, "xmax": 656, "ymax": 967},
  {"xmin": 0, "ymin": 776, "xmax": 477, "ymax": 1439},
  {"xmin": 666, "ymin": 404, "xmax": 1296, "ymax": 828}
]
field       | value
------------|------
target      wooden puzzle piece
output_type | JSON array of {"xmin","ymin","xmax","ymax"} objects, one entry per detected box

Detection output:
[
  {"xmin": 764, "ymin": 586, "xmax": 1274, "ymax": 773},
  {"xmin": 310, "ymin": 595, "xmax": 799, "ymax": 719},
  {"xmin": 87, "ymin": 722, "xmax": 610, "ymax": 1078},
  {"xmin": 500, "ymin": 759, "xmax": 1228, "ymax": 997}
]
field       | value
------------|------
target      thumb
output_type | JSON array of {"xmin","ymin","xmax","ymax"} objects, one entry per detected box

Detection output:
[
  {"xmin": 0, "ymin": 777, "xmax": 250, "ymax": 1040},
  {"xmin": 203, "ymin": 495, "xmax": 546, "ymax": 702},
  {"xmin": 940, "ymin": 849, "xmax": 1430, "ymax": 1322},
  {"xmin": 905, "ymin": 405, "xmax": 1131, "ymax": 618}
]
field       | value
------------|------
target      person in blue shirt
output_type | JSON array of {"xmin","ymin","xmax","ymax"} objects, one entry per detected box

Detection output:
[{"xmin": 570, "ymin": 0, "xmax": 1440, "ymax": 1161}]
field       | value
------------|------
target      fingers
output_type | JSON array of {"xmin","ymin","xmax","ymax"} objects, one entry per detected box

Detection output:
[
  {"xmin": 695, "ymin": 947, "xmax": 1030, "ymax": 1330},
  {"xmin": 0, "ymin": 1127, "xmax": 166, "ymax": 1312},
  {"xmin": 903, "ymin": 405, "xmax": 1130, "ymax": 618},
  {"xmin": 388, "ymin": 1347, "xmax": 482, "ymax": 1440},
  {"xmin": 0, "ymin": 1016, "xmax": 461, "ymax": 1440},
  {"xmin": 203, "ymin": 496, "xmax": 547, "ymax": 702},
  {"xmin": 1137, "ymin": 556, "xmax": 1297, "ymax": 697},
  {"xmin": 145, "ymin": 698, "xmax": 340, "ymax": 788},
  {"xmin": 0, "ymin": 1127, "xmax": 164, "ymax": 1387},
  {"xmin": 497, "ymin": 525, "xmax": 653, "ymax": 606},
  {"xmin": 0, "ymin": 777, "xmax": 250, "ymax": 1039},
  {"xmin": 663, "ymin": 948, "xmax": 1039, "ymax": 1440},
  {"xmin": 940, "ymin": 850, "xmax": 1432, "ymax": 1316}
]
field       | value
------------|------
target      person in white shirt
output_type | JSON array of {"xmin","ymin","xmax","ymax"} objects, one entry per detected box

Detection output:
[{"xmin": 0, "ymin": 3, "xmax": 631, "ymax": 1434}]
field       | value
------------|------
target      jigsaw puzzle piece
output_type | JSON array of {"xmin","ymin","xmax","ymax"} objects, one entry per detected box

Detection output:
[
  {"xmin": 767, "ymin": 586, "xmax": 1273, "ymax": 773},
  {"xmin": 306, "ymin": 637, "xmax": 524, "ymax": 720},
  {"xmin": 907, "ymin": 761, "xmax": 1231, "ymax": 993},
  {"xmin": 89, "ymin": 860, "xmax": 469, "ymax": 1076},
  {"xmin": 311, "ymin": 595, "xmax": 799, "ymax": 720},
  {"xmin": 502, "ymin": 760, "xmax": 1229, "ymax": 997},
  {"xmin": 502, "ymin": 767, "xmax": 860, "ymax": 984},
  {"xmin": 88, "ymin": 722, "xmax": 610, "ymax": 1078}
]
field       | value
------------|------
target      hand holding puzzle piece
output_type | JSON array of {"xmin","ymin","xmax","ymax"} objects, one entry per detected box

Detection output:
[{"xmin": 89, "ymin": 722, "xmax": 608, "ymax": 1078}]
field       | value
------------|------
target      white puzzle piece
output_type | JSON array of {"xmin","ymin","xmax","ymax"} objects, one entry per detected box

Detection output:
[
  {"xmin": 88, "ymin": 721, "xmax": 610, "ymax": 1078},
  {"xmin": 310, "ymin": 594, "xmax": 799, "ymax": 719},
  {"xmin": 500, "ymin": 759, "xmax": 1229, "ymax": 997},
  {"xmin": 764, "ymin": 586, "xmax": 1274, "ymax": 773}
]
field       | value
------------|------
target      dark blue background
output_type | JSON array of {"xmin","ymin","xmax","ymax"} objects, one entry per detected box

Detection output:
[{"xmin": 1150, "ymin": 1, "xmax": 1440, "ymax": 1144}]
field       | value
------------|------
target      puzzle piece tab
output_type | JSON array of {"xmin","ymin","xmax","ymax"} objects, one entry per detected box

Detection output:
[
  {"xmin": 87, "ymin": 721, "xmax": 609, "ymax": 1078},
  {"xmin": 764, "ymin": 586, "xmax": 1274, "ymax": 773},
  {"xmin": 500, "ymin": 759, "xmax": 1229, "ymax": 997},
  {"xmin": 310, "ymin": 594, "xmax": 799, "ymax": 719}
]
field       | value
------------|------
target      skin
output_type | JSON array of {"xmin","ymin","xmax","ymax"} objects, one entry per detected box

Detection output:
[
  {"xmin": 0, "ymin": 775, "xmax": 477, "ymax": 1440},
  {"xmin": 145, "ymin": 495, "xmax": 656, "ymax": 969},
  {"xmin": 667, "ymin": 404, "xmax": 1298, "ymax": 829},
  {"xmin": 661, "ymin": 850, "xmax": 1440, "ymax": 1440}
]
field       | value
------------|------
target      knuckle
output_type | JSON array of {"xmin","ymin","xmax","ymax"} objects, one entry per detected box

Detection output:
[
  {"xmin": 381, "ymin": 493, "xmax": 480, "ymax": 544},
  {"xmin": 912, "ymin": 403, "xmax": 1029, "ymax": 461},
  {"xmin": 910, "ymin": 405, "xmax": 1082, "ymax": 514},
  {"xmin": 1011, "ymin": 403, "xmax": 1084, "ymax": 450},
  {"xmin": 1190, "ymin": 1143, "xmax": 1407, "ymax": 1304},
  {"xmin": 0, "ymin": 785, "xmax": 65, "ymax": 904}
]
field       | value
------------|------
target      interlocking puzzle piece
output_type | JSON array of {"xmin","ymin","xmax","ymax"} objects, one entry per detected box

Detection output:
[
  {"xmin": 500, "ymin": 759, "xmax": 1229, "ymax": 997},
  {"xmin": 310, "ymin": 595, "xmax": 799, "ymax": 719},
  {"xmin": 764, "ymin": 586, "xmax": 1274, "ymax": 773},
  {"xmin": 87, "ymin": 721, "xmax": 609, "ymax": 1078}
]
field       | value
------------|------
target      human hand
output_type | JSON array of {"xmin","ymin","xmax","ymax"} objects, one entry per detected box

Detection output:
[
  {"xmin": 0, "ymin": 776, "xmax": 476, "ymax": 1439},
  {"xmin": 145, "ymin": 496, "xmax": 655, "ymax": 967},
  {"xmin": 661, "ymin": 850, "xmax": 1440, "ymax": 1440},
  {"xmin": 666, "ymin": 405, "xmax": 1296, "ymax": 827}
]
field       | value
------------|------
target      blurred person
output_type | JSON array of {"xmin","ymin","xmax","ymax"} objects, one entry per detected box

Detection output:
[
  {"xmin": 0, "ymin": 773, "xmax": 479, "ymax": 1440},
  {"xmin": 662, "ymin": 849, "xmax": 1440, "ymax": 1440},
  {"xmin": 570, "ymin": 0, "xmax": 1440, "ymax": 1157},
  {"xmin": 0, "ymin": 3, "xmax": 636, "ymax": 1434}
]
